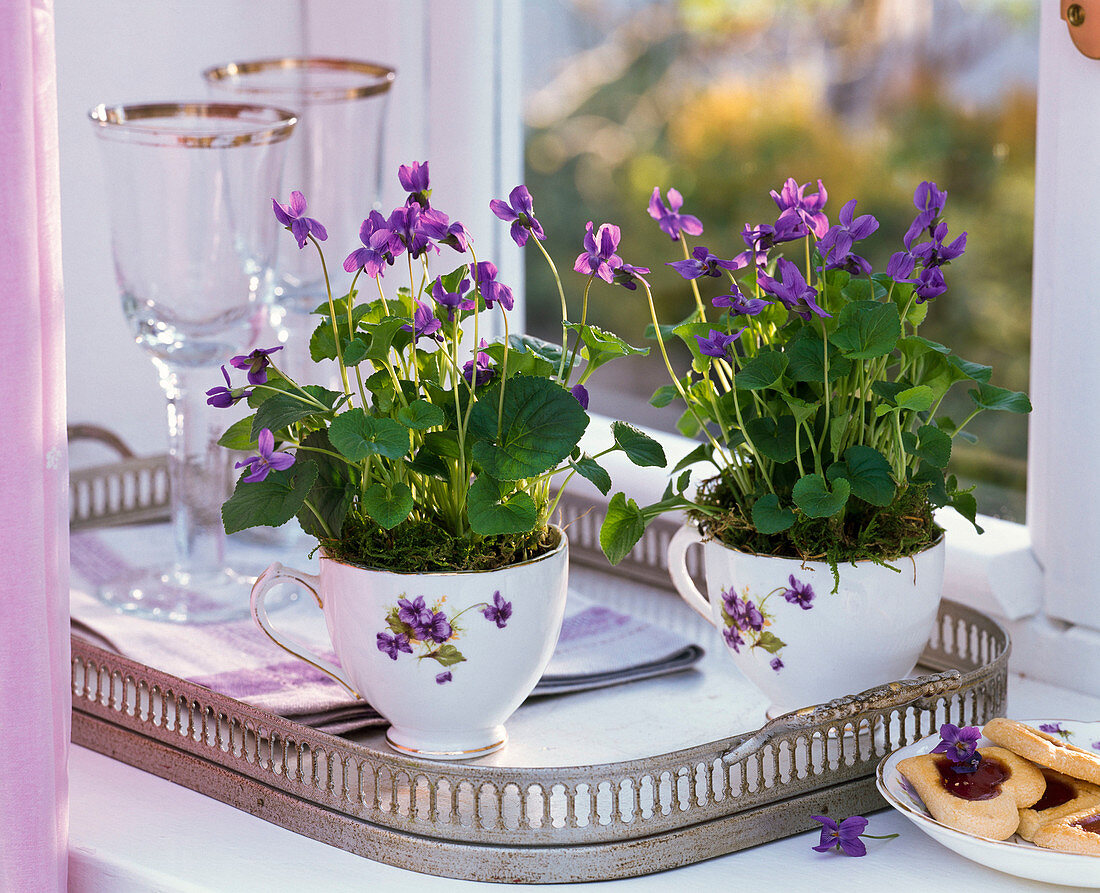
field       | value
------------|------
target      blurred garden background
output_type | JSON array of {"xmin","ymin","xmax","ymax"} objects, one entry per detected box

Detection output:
[{"xmin": 521, "ymin": 0, "xmax": 1037, "ymax": 520}]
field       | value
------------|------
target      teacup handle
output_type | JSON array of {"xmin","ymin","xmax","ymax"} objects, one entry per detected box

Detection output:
[
  {"xmin": 667, "ymin": 525, "xmax": 718, "ymax": 628},
  {"xmin": 250, "ymin": 562, "xmax": 361, "ymax": 699}
]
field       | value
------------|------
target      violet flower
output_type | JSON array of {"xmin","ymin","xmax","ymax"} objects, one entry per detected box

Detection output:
[
  {"xmin": 402, "ymin": 300, "xmax": 443, "ymax": 343},
  {"xmin": 817, "ymin": 199, "xmax": 879, "ymax": 275},
  {"xmin": 205, "ymin": 365, "xmax": 251, "ymax": 408},
  {"xmin": 273, "ymin": 191, "xmax": 328, "ymax": 249},
  {"xmin": 914, "ymin": 266, "xmax": 947, "ymax": 303},
  {"xmin": 712, "ymin": 284, "xmax": 771, "ymax": 317},
  {"xmin": 758, "ymin": 258, "xmax": 830, "ymax": 321},
  {"xmin": 398, "ymin": 160, "xmax": 431, "ymax": 207},
  {"xmin": 420, "ymin": 207, "xmax": 470, "ymax": 253},
  {"xmin": 436, "ymin": 671, "xmax": 452, "ymax": 685},
  {"xmin": 430, "ymin": 276, "xmax": 475, "ymax": 321},
  {"xmin": 423, "ymin": 610, "xmax": 453, "ymax": 644},
  {"xmin": 886, "ymin": 251, "xmax": 918, "ymax": 283},
  {"xmin": 470, "ymin": 261, "xmax": 514, "ymax": 310},
  {"xmin": 723, "ymin": 624, "xmax": 743, "ymax": 653},
  {"xmin": 490, "ymin": 185, "xmax": 545, "ymax": 247},
  {"xmin": 376, "ymin": 631, "xmax": 413, "ymax": 661},
  {"xmin": 384, "ymin": 203, "xmax": 436, "ymax": 260},
  {"xmin": 574, "ymin": 222, "xmax": 622, "ymax": 283},
  {"xmin": 932, "ymin": 722, "xmax": 983, "ymax": 769},
  {"xmin": 782, "ymin": 575, "xmax": 815, "ymax": 610},
  {"xmin": 235, "ymin": 428, "xmax": 295, "ymax": 483},
  {"xmin": 481, "ymin": 591, "xmax": 513, "ymax": 629},
  {"xmin": 770, "ymin": 178, "xmax": 830, "ymax": 240},
  {"xmin": 667, "ymin": 246, "xmax": 741, "ymax": 280},
  {"xmin": 229, "ymin": 346, "xmax": 283, "ymax": 386},
  {"xmin": 770, "ymin": 657, "xmax": 784, "ymax": 672},
  {"xmin": 397, "ymin": 596, "xmax": 433, "ymax": 632},
  {"xmin": 343, "ymin": 211, "xmax": 392, "ymax": 276},
  {"xmin": 904, "ymin": 180, "xmax": 949, "ymax": 246},
  {"xmin": 571, "ymin": 383, "xmax": 590, "ymax": 410},
  {"xmin": 811, "ymin": 815, "xmax": 868, "ymax": 857},
  {"xmin": 1039, "ymin": 722, "xmax": 1069, "ymax": 739},
  {"xmin": 647, "ymin": 187, "xmax": 704, "ymax": 241},
  {"xmin": 695, "ymin": 328, "xmax": 743, "ymax": 360},
  {"xmin": 611, "ymin": 262, "xmax": 650, "ymax": 291},
  {"xmin": 463, "ymin": 340, "xmax": 494, "ymax": 386}
]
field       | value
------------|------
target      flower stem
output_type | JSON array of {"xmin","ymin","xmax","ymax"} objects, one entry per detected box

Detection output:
[{"xmin": 308, "ymin": 234, "xmax": 352, "ymax": 400}]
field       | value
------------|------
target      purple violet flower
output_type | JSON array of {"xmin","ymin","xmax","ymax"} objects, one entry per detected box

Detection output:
[
  {"xmin": 695, "ymin": 328, "xmax": 743, "ymax": 360},
  {"xmin": 420, "ymin": 207, "xmax": 470, "ymax": 253},
  {"xmin": 423, "ymin": 610, "xmax": 453, "ymax": 644},
  {"xmin": 234, "ymin": 428, "xmax": 295, "ymax": 483},
  {"xmin": 667, "ymin": 246, "xmax": 741, "ymax": 280},
  {"xmin": 490, "ymin": 185, "xmax": 545, "ymax": 247},
  {"xmin": 904, "ymin": 180, "xmax": 949, "ymax": 246},
  {"xmin": 914, "ymin": 266, "xmax": 947, "ymax": 303},
  {"xmin": 712, "ymin": 284, "xmax": 771, "ymax": 316},
  {"xmin": 770, "ymin": 657, "xmax": 784, "ymax": 672},
  {"xmin": 770, "ymin": 178, "xmax": 830, "ymax": 240},
  {"xmin": 757, "ymin": 258, "xmax": 830, "ymax": 321},
  {"xmin": 272, "ymin": 191, "xmax": 328, "ymax": 249},
  {"xmin": 611, "ymin": 262, "xmax": 650, "ymax": 291},
  {"xmin": 571, "ymin": 383, "xmax": 590, "ymax": 410},
  {"xmin": 574, "ymin": 222, "xmax": 623, "ymax": 283},
  {"xmin": 1092, "ymin": 741, "xmax": 1100, "ymax": 752},
  {"xmin": 723, "ymin": 624, "xmax": 743, "ymax": 653},
  {"xmin": 397, "ymin": 596, "xmax": 433, "ymax": 635},
  {"xmin": 782, "ymin": 575, "xmax": 815, "ymax": 610},
  {"xmin": 463, "ymin": 340, "xmax": 494, "ymax": 386},
  {"xmin": 886, "ymin": 251, "xmax": 918, "ymax": 283},
  {"xmin": 205, "ymin": 365, "xmax": 251, "ymax": 408},
  {"xmin": 481, "ymin": 591, "xmax": 513, "ymax": 629},
  {"xmin": 376, "ymin": 631, "xmax": 412, "ymax": 661},
  {"xmin": 1039, "ymin": 723, "xmax": 1070, "ymax": 739},
  {"xmin": 383, "ymin": 203, "xmax": 437, "ymax": 261},
  {"xmin": 229, "ymin": 345, "xmax": 283, "ymax": 386},
  {"xmin": 436, "ymin": 671, "xmax": 452, "ymax": 685},
  {"xmin": 817, "ymin": 199, "xmax": 879, "ymax": 275},
  {"xmin": 402, "ymin": 300, "xmax": 443, "ymax": 343},
  {"xmin": 343, "ymin": 211, "xmax": 392, "ymax": 277},
  {"xmin": 932, "ymin": 723, "xmax": 983, "ymax": 769},
  {"xmin": 430, "ymin": 276, "xmax": 475, "ymax": 321},
  {"xmin": 470, "ymin": 261, "xmax": 514, "ymax": 311},
  {"xmin": 647, "ymin": 187, "xmax": 704, "ymax": 241},
  {"xmin": 811, "ymin": 815, "xmax": 869, "ymax": 857},
  {"xmin": 742, "ymin": 599, "xmax": 764, "ymax": 632},
  {"xmin": 398, "ymin": 160, "xmax": 431, "ymax": 207}
]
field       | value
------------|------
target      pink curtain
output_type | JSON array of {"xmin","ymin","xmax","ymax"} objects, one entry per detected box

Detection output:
[{"xmin": 0, "ymin": 1, "xmax": 70, "ymax": 890}]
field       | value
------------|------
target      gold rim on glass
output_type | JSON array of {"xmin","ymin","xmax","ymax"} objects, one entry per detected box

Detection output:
[
  {"xmin": 88, "ymin": 101, "xmax": 298, "ymax": 148},
  {"xmin": 203, "ymin": 57, "xmax": 396, "ymax": 103}
]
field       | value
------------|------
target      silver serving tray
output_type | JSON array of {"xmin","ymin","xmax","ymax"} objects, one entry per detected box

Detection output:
[{"xmin": 69, "ymin": 453, "xmax": 1010, "ymax": 883}]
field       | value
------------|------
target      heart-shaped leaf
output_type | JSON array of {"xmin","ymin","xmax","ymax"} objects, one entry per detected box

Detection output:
[
  {"xmin": 222, "ymin": 460, "xmax": 319, "ymax": 534},
  {"xmin": 218, "ymin": 416, "xmax": 258, "ymax": 451},
  {"xmin": 362, "ymin": 481, "xmax": 413, "ymax": 529},
  {"xmin": 786, "ymin": 329, "xmax": 853, "ymax": 383},
  {"xmin": 744, "ymin": 415, "xmax": 803, "ymax": 463},
  {"xmin": 468, "ymin": 375, "xmax": 587, "ymax": 480},
  {"xmin": 296, "ymin": 430, "xmax": 352, "ymax": 540},
  {"xmin": 429, "ymin": 644, "xmax": 467, "ymax": 667},
  {"xmin": 903, "ymin": 424, "xmax": 952, "ymax": 469},
  {"xmin": 827, "ymin": 445, "xmax": 896, "ymax": 507},
  {"xmin": 735, "ymin": 350, "xmax": 788, "ymax": 391},
  {"xmin": 466, "ymin": 475, "xmax": 538, "ymax": 535},
  {"xmin": 792, "ymin": 473, "xmax": 851, "ymax": 518},
  {"xmin": 752, "ymin": 494, "xmax": 796, "ymax": 534},
  {"xmin": 329, "ymin": 409, "xmax": 410, "ymax": 461},
  {"xmin": 571, "ymin": 455, "xmax": 612, "ymax": 495},
  {"xmin": 397, "ymin": 399, "xmax": 446, "ymax": 431},
  {"xmin": 831, "ymin": 300, "xmax": 901, "ymax": 359},
  {"xmin": 599, "ymin": 492, "xmax": 646, "ymax": 565},
  {"xmin": 611, "ymin": 421, "xmax": 666, "ymax": 467},
  {"xmin": 969, "ymin": 382, "xmax": 1032, "ymax": 414}
]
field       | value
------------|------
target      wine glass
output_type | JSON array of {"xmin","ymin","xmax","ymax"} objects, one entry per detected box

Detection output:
[
  {"xmin": 88, "ymin": 101, "xmax": 297, "ymax": 622},
  {"xmin": 203, "ymin": 58, "xmax": 395, "ymax": 385}
]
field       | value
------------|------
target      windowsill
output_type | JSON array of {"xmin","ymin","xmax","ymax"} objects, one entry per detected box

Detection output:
[{"xmin": 580, "ymin": 414, "xmax": 1099, "ymax": 697}]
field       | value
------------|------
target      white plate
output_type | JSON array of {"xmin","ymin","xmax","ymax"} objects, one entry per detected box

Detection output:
[{"xmin": 876, "ymin": 719, "xmax": 1100, "ymax": 888}]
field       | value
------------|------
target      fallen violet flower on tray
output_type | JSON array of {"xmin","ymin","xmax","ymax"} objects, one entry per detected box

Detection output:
[{"xmin": 811, "ymin": 814, "xmax": 898, "ymax": 857}]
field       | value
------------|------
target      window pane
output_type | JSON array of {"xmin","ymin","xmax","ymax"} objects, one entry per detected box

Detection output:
[{"xmin": 522, "ymin": 0, "xmax": 1036, "ymax": 521}]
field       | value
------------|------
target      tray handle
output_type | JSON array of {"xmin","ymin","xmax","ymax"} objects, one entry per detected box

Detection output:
[
  {"xmin": 721, "ymin": 669, "xmax": 963, "ymax": 763},
  {"xmin": 251, "ymin": 562, "xmax": 361, "ymax": 699}
]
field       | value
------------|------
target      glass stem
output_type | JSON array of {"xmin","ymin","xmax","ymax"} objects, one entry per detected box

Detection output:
[{"xmin": 154, "ymin": 360, "xmax": 229, "ymax": 579}]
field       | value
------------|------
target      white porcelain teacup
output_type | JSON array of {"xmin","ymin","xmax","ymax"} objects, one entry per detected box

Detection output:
[{"xmin": 251, "ymin": 530, "xmax": 569, "ymax": 759}]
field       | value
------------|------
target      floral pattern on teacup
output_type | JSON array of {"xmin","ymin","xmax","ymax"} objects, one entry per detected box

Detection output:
[
  {"xmin": 719, "ymin": 574, "xmax": 816, "ymax": 672},
  {"xmin": 376, "ymin": 590, "xmax": 513, "ymax": 683}
]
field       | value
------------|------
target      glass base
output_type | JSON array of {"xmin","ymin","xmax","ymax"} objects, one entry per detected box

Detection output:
[{"xmin": 95, "ymin": 564, "xmax": 290, "ymax": 625}]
